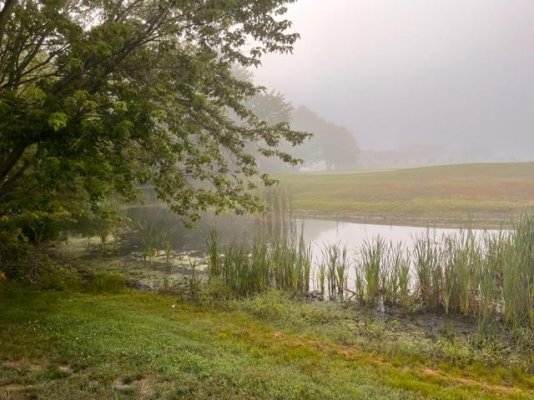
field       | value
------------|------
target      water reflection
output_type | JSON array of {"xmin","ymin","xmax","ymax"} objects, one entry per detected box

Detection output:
[
  {"xmin": 300, "ymin": 218, "xmax": 492, "ymax": 260},
  {"xmin": 126, "ymin": 207, "xmax": 496, "ymax": 256}
]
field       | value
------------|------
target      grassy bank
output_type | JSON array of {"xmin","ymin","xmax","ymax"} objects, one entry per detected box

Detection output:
[
  {"xmin": 1, "ymin": 286, "xmax": 533, "ymax": 400},
  {"xmin": 277, "ymin": 162, "xmax": 534, "ymax": 227}
]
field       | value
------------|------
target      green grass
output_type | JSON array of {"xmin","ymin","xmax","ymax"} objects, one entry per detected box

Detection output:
[
  {"xmin": 277, "ymin": 162, "xmax": 534, "ymax": 227},
  {"xmin": 1, "ymin": 286, "xmax": 533, "ymax": 399}
]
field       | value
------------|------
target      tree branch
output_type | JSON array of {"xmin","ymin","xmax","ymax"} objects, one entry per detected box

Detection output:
[
  {"xmin": 0, "ymin": 144, "xmax": 26, "ymax": 186},
  {"xmin": 0, "ymin": 0, "xmax": 17, "ymax": 46}
]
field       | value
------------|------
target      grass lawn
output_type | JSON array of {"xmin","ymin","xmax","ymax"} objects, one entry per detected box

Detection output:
[
  {"xmin": 1, "ymin": 286, "xmax": 532, "ymax": 399},
  {"xmin": 277, "ymin": 162, "xmax": 534, "ymax": 227}
]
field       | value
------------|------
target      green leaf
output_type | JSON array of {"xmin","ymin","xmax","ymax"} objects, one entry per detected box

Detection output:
[
  {"xmin": 114, "ymin": 101, "xmax": 128, "ymax": 112},
  {"xmin": 48, "ymin": 112, "xmax": 69, "ymax": 131}
]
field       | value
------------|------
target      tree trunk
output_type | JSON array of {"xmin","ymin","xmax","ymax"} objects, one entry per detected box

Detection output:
[{"xmin": 0, "ymin": 144, "xmax": 26, "ymax": 191}]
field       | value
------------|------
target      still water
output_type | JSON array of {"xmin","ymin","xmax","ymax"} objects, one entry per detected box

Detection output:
[
  {"xmin": 127, "ymin": 206, "xmax": 498, "ymax": 254},
  {"xmin": 299, "ymin": 218, "xmax": 493, "ymax": 259}
]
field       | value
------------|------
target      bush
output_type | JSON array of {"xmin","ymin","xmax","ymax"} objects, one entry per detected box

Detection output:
[
  {"xmin": 237, "ymin": 291, "xmax": 291, "ymax": 321},
  {"xmin": 0, "ymin": 239, "xmax": 84, "ymax": 291},
  {"xmin": 37, "ymin": 266, "xmax": 83, "ymax": 291},
  {"xmin": 85, "ymin": 272, "xmax": 126, "ymax": 293},
  {"xmin": 199, "ymin": 278, "xmax": 232, "ymax": 308}
]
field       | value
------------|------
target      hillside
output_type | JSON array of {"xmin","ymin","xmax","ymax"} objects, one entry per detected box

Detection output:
[{"xmin": 278, "ymin": 162, "xmax": 534, "ymax": 227}]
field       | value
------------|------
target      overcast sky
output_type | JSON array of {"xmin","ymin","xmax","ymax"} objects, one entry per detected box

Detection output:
[{"xmin": 254, "ymin": 0, "xmax": 534, "ymax": 159}]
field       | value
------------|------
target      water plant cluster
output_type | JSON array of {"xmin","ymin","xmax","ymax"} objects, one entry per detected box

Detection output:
[
  {"xmin": 206, "ymin": 229, "xmax": 312, "ymax": 298},
  {"xmin": 353, "ymin": 222, "xmax": 533, "ymax": 341},
  {"xmin": 207, "ymin": 214, "xmax": 534, "ymax": 342}
]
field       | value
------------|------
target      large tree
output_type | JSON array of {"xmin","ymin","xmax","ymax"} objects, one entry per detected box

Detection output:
[
  {"xmin": 0, "ymin": 0, "xmax": 306, "ymax": 227},
  {"xmin": 292, "ymin": 106, "xmax": 359, "ymax": 171}
]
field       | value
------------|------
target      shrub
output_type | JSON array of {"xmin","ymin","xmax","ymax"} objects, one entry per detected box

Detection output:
[{"xmin": 85, "ymin": 272, "xmax": 126, "ymax": 293}]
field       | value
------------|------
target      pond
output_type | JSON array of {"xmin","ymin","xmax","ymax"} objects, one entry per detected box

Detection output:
[
  {"xmin": 299, "ymin": 218, "xmax": 494, "ymax": 260},
  {"xmin": 123, "ymin": 207, "xmax": 505, "ymax": 294},
  {"xmin": 127, "ymin": 206, "xmax": 496, "ymax": 252}
]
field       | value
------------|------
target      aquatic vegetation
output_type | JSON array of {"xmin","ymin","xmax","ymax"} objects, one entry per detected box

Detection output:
[
  {"xmin": 206, "ymin": 213, "xmax": 534, "ymax": 344},
  {"xmin": 206, "ymin": 234, "xmax": 311, "ymax": 299},
  {"xmin": 356, "ymin": 237, "xmax": 385, "ymax": 307},
  {"xmin": 321, "ymin": 244, "xmax": 349, "ymax": 300}
]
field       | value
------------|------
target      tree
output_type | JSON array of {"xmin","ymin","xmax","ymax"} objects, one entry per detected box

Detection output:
[
  {"xmin": 245, "ymin": 88, "xmax": 297, "ymax": 172},
  {"xmin": 0, "ymin": 0, "xmax": 307, "ymax": 229},
  {"xmin": 291, "ymin": 106, "xmax": 359, "ymax": 171},
  {"xmin": 240, "ymin": 95, "xmax": 360, "ymax": 172}
]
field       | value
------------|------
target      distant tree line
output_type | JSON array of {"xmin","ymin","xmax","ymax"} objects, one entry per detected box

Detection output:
[{"xmin": 247, "ymin": 88, "xmax": 360, "ymax": 172}]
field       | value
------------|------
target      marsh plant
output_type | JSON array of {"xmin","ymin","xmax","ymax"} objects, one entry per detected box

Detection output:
[
  {"xmin": 206, "ymin": 228, "xmax": 221, "ymax": 279},
  {"xmin": 355, "ymin": 238, "xmax": 385, "ymax": 307},
  {"xmin": 135, "ymin": 219, "xmax": 161, "ymax": 265},
  {"xmin": 162, "ymin": 235, "xmax": 173, "ymax": 290},
  {"xmin": 207, "ymin": 230, "xmax": 311, "ymax": 299},
  {"xmin": 346, "ymin": 215, "xmax": 533, "ymax": 342},
  {"xmin": 186, "ymin": 259, "xmax": 202, "ymax": 301},
  {"xmin": 258, "ymin": 186, "xmax": 295, "ymax": 241},
  {"xmin": 316, "ymin": 262, "xmax": 326, "ymax": 297},
  {"xmin": 502, "ymin": 215, "xmax": 534, "ymax": 331},
  {"xmin": 206, "ymin": 214, "xmax": 534, "ymax": 343},
  {"xmin": 320, "ymin": 244, "xmax": 349, "ymax": 300},
  {"xmin": 384, "ymin": 244, "xmax": 411, "ymax": 307},
  {"xmin": 297, "ymin": 231, "xmax": 312, "ymax": 294},
  {"xmin": 413, "ymin": 233, "xmax": 442, "ymax": 312}
]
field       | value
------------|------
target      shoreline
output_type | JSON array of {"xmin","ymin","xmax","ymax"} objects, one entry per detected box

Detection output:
[{"xmin": 290, "ymin": 210, "xmax": 516, "ymax": 230}]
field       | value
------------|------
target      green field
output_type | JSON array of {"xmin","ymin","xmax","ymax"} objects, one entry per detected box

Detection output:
[
  {"xmin": 278, "ymin": 162, "xmax": 534, "ymax": 227},
  {"xmin": 1, "ymin": 286, "xmax": 533, "ymax": 400}
]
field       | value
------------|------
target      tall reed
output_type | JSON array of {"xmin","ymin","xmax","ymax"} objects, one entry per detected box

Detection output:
[
  {"xmin": 316, "ymin": 262, "xmax": 326, "ymax": 297},
  {"xmin": 356, "ymin": 238, "xmax": 385, "ymax": 307},
  {"xmin": 206, "ymin": 228, "xmax": 221, "ymax": 278},
  {"xmin": 296, "ymin": 230, "xmax": 312, "ymax": 293},
  {"xmin": 259, "ymin": 186, "xmax": 294, "ymax": 241},
  {"xmin": 384, "ymin": 243, "xmax": 411, "ymax": 307},
  {"xmin": 502, "ymin": 214, "xmax": 534, "ymax": 330},
  {"xmin": 320, "ymin": 244, "xmax": 349, "ymax": 300},
  {"xmin": 413, "ymin": 232, "xmax": 442, "ymax": 312},
  {"xmin": 206, "ymin": 230, "xmax": 311, "ymax": 298}
]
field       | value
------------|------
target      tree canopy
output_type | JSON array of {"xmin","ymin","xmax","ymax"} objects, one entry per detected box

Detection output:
[
  {"xmin": 292, "ymin": 106, "xmax": 359, "ymax": 170},
  {"xmin": 237, "ymin": 80, "xmax": 360, "ymax": 173},
  {"xmin": 249, "ymin": 100, "xmax": 360, "ymax": 172},
  {"xmin": 0, "ymin": 0, "xmax": 306, "ymax": 230}
]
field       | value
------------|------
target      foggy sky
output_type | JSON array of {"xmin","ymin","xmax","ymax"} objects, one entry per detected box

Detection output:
[{"xmin": 254, "ymin": 0, "xmax": 534, "ymax": 160}]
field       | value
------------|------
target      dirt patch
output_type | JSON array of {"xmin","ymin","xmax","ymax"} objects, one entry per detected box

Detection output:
[
  {"xmin": 137, "ymin": 377, "xmax": 155, "ymax": 400},
  {"xmin": 57, "ymin": 364, "xmax": 74, "ymax": 376},
  {"xmin": 420, "ymin": 368, "xmax": 528, "ymax": 396},
  {"xmin": 272, "ymin": 331, "xmax": 283, "ymax": 339},
  {"xmin": 113, "ymin": 376, "xmax": 155, "ymax": 399},
  {"xmin": 0, "ymin": 383, "xmax": 40, "ymax": 400},
  {"xmin": 113, "ymin": 377, "xmax": 135, "ymax": 392},
  {"xmin": 2, "ymin": 358, "xmax": 46, "ymax": 373}
]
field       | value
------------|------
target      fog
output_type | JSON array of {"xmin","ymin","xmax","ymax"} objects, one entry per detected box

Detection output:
[{"xmin": 255, "ymin": 0, "xmax": 534, "ymax": 162}]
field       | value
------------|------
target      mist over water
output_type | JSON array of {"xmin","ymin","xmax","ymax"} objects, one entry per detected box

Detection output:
[{"xmin": 255, "ymin": 0, "xmax": 534, "ymax": 162}]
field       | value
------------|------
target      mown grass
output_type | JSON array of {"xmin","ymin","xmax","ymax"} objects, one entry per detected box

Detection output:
[
  {"xmin": 0, "ymin": 286, "xmax": 533, "ymax": 399},
  {"xmin": 277, "ymin": 162, "xmax": 534, "ymax": 227}
]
